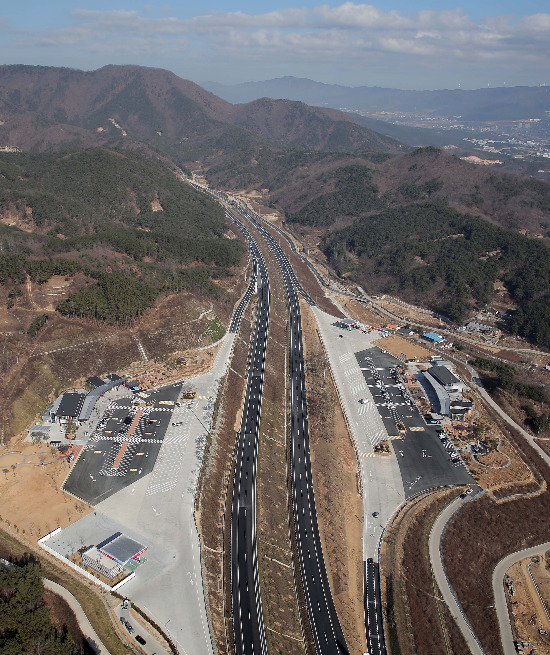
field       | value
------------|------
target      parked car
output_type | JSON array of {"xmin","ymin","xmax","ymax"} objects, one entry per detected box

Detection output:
[{"xmin": 135, "ymin": 635, "xmax": 146, "ymax": 645}]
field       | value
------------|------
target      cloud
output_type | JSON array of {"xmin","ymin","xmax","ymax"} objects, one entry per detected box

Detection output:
[{"xmin": 3, "ymin": 4, "xmax": 550, "ymax": 87}]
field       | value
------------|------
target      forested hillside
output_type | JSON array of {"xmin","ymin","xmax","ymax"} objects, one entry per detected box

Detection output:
[
  {"xmin": 0, "ymin": 148, "xmax": 245, "ymax": 324},
  {"xmin": 322, "ymin": 200, "xmax": 550, "ymax": 346},
  {"xmin": 0, "ymin": 555, "xmax": 76, "ymax": 654}
]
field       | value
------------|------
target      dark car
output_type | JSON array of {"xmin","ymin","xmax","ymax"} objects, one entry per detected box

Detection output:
[{"xmin": 135, "ymin": 634, "xmax": 146, "ymax": 645}]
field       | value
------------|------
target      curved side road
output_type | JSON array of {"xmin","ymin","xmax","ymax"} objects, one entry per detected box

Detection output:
[
  {"xmin": 43, "ymin": 579, "xmax": 110, "ymax": 655},
  {"xmin": 428, "ymin": 495, "xmax": 485, "ymax": 655},
  {"xmin": 492, "ymin": 542, "xmax": 550, "ymax": 655},
  {"xmin": 465, "ymin": 364, "xmax": 550, "ymax": 470}
]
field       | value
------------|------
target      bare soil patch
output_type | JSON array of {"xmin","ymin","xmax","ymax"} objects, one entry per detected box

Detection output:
[
  {"xmin": 376, "ymin": 334, "xmax": 433, "ymax": 362},
  {"xmin": 535, "ymin": 438, "xmax": 550, "ymax": 458},
  {"xmin": 505, "ymin": 555, "xmax": 550, "ymax": 653},
  {"xmin": 339, "ymin": 297, "xmax": 386, "ymax": 327},
  {"xmin": 0, "ymin": 440, "xmax": 90, "ymax": 539},
  {"xmin": 374, "ymin": 297, "xmax": 443, "ymax": 329}
]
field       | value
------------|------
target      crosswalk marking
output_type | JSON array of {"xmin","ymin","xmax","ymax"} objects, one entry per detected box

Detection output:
[{"xmin": 410, "ymin": 426, "xmax": 425, "ymax": 431}]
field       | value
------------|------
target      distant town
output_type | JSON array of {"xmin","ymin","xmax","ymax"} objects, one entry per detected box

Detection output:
[{"xmin": 349, "ymin": 109, "xmax": 550, "ymax": 166}]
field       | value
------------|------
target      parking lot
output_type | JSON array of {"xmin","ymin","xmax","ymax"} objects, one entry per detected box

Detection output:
[
  {"xmin": 312, "ymin": 306, "xmax": 473, "ymax": 560},
  {"xmin": 356, "ymin": 347, "xmax": 473, "ymax": 498},
  {"xmin": 63, "ymin": 385, "xmax": 181, "ymax": 505}
]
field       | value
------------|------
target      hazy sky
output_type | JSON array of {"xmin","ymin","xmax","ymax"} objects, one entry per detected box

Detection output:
[{"xmin": 2, "ymin": 1, "xmax": 550, "ymax": 89}]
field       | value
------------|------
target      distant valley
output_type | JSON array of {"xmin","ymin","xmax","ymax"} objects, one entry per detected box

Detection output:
[
  {"xmin": 1, "ymin": 64, "xmax": 550, "ymax": 356},
  {"xmin": 205, "ymin": 76, "xmax": 550, "ymax": 169}
]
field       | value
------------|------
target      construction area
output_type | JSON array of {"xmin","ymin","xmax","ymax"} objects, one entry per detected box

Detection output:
[{"xmin": 505, "ymin": 552, "xmax": 550, "ymax": 655}]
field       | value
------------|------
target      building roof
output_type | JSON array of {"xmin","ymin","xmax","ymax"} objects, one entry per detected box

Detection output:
[
  {"xmin": 466, "ymin": 321, "xmax": 494, "ymax": 332},
  {"xmin": 423, "ymin": 332, "xmax": 445, "ymax": 343},
  {"xmin": 56, "ymin": 393, "xmax": 85, "ymax": 419},
  {"xmin": 97, "ymin": 532, "xmax": 147, "ymax": 566},
  {"xmin": 106, "ymin": 373, "xmax": 123, "ymax": 381},
  {"xmin": 79, "ymin": 376, "xmax": 126, "ymax": 422},
  {"xmin": 430, "ymin": 365, "xmax": 459, "ymax": 387},
  {"xmin": 450, "ymin": 400, "xmax": 473, "ymax": 408},
  {"xmin": 86, "ymin": 376, "xmax": 104, "ymax": 388},
  {"xmin": 421, "ymin": 370, "xmax": 451, "ymax": 415}
]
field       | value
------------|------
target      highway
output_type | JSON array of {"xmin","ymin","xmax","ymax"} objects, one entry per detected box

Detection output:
[
  {"xmin": 365, "ymin": 559, "xmax": 386, "ymax": 655},
  {"xmin": 230, "ymin": 202, "xmax": 349, "ymax": 655},
  {"xmin": 191, "ymin": 181, "xmax": 349, "ymax": 654},
  {"xmin": 226, "ymin": 208, "xmax": 269, "ymax": 655}
]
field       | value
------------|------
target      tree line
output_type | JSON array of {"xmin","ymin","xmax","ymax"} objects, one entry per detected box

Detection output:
[{"xmin": 0, "ymin": 555, "xmax": 77, "ymax": 655}]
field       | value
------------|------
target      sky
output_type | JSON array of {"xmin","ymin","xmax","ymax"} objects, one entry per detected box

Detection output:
[{"xmin": 1, "ymin": 1, "xmax": 550, "ymax": 90}]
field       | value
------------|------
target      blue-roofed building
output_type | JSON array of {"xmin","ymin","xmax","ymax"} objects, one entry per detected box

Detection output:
[{"xmin": 422, "ymin": 332, "xmax": 445, "ymax": 344}]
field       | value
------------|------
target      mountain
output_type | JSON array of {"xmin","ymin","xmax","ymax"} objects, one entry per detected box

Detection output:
[
  {"xmin": 0, "ymin": 65, "xmax": 401, "ymax": 163},
  {"xmin": 204, "ymin": 77, "xmax": 550, "ymax": 121},
  {"xmin": 3, "ymin": 64, "xmax": 550, "ymax": 346}
]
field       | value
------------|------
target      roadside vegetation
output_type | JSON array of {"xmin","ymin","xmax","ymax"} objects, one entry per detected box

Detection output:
[
  {"xmin": 0, "ymin": 553, "xmax": 77, "ymax": 655},
  {"xmin": 0, "ymin": 528, "xmax": 128, "ymax": 655},
  {"xmin": 469, "ymin": 357, "xmax": 550, "ymax": 434}
]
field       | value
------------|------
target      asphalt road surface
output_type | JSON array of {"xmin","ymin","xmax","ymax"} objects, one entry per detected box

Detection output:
[
  {"xmin": 64, "ymin": 385, "xmax": 181, "ymax": 505},
  {"xmin": 226, "ymin": 208, "xmax": 269, "ymax": 655},
  {"xmin": 356, "ymin": 347, "xmax": 473, "ymax": 497},
  {"xmin": 231, "ymin": 202, "xmax": 349, "ymax": 655},
  {"xmin": 365, "ymin": 559, "xmax": 387, "ymax": 655}
]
